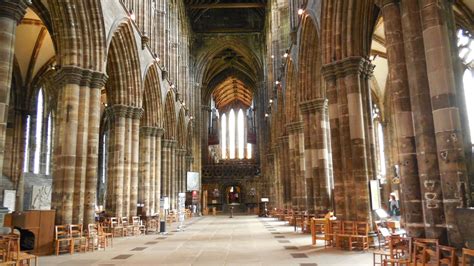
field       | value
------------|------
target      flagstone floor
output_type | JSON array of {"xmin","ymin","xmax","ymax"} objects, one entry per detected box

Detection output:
[{"xmin": 40, "ymin": 215, "xmax": 372, "ymax": 266}]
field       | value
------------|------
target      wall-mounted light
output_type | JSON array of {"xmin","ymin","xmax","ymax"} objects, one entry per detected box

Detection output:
[
  {"xmin": 190, "ymin": 116, "xmax": 194, "ymax": 120},
  {"xmin": 182, "ymin": 101, "xmax": 186, "ymax": 106},
  {"xmin": 283, "ymin": 50, "xmax": 289, "ymax": 58},
  {"xmin": 275, "ymin": 81, "xmax": 280, "ymax": 85},
  {"xmin": 298, "ymin": 8, "xmax": 304, "ymax": 15},
  {"xmin": 265, "ymin": 113, "xmax": 269, "ymax": 117},
  {"xmin": 271, "ymin": 55, "xmax": 274, "ymax": 59},
  {"xmin": 171, "ymin": 84, "xmax": 175, "ymax": 89},
  {"xmin": 269, "ymin": 99, "xmax": 273, "ymax": 104}
]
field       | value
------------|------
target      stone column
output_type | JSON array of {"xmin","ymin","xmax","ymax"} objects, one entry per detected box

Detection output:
[
  {"xmin": 201, "ymin": 105, "xmax": 210, "ymax": 163},
  {"xmin": 154, "ymin": 129, "xmax": 163, "ymax": 214},
  {"xmin": 300, "ymin": 98, "xmax": 332, "ymax": 214},
  {"xmin": 383, "ymin": 0, "xmax": 428, "ymax": 239},
  {"xmin": 419, "ymin": 0, "xmax": 471, "ymax": 247},
  {"xmin": 170, "ymin": 140, "xmax": 177, "ymax": 209},
  {"xmin": 322, "ymin": 57, "xmax": 373, "ymax": 222},
  {"xmin": 129, "ymin": 108, "xmax": 143, "ymax": 216},
  {"xmin": 287, "ymin": 122, "xmax": 305, "ymax": 211},
  {"xmin": 0, "ymin": 0, "xmax": 28, "ymax": 182},
  {"xmin": 122, "ymin": 116, "xmax": 132, "ymax": 218},
  {"xmin": 83, "ymin": 74, "xmax": 107, "ymax": 225},
  {"xmin": 139, "ymin": 127, "xmax": 153, "ymax": 216},
  {"xmin": 149, "ymin": 129, "xmax": 157, "ymax": 214}
]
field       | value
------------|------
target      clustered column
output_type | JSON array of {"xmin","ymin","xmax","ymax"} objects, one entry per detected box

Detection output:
[
  {"xmin": 322, "ymin": 57, "xmax": 374, "ymax": 222},
  {"xmin": 300, "ymin": 98, "xmax": 332, "ymax": 214},
  {"xmin": 139, "ymin": 126, "xmax": 163, "ymax": 216},
  {"xmin": 287, "ymin": 122, "xmax": 305, "ymax": 211},
  {"xmin": 52, "ymin": 66, "xmax": 107, "ymax": 225},
  {"xmin": 0, "ymin": 0, "xmax": 28, "ymax": 189},
  {"xmin": 105, "ymin": 104, "xmax": 142, "ymax": 218}
]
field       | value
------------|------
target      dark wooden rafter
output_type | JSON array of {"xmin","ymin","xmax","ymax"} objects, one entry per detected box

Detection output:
[{"xmin": 188, "ymin": 2, "xmax": 265, "ymax": 9}]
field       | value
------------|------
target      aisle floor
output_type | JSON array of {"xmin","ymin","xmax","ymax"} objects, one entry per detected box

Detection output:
[{"xmin": 41, "ymin": 215, "xmax": 372, "ymax": 266}]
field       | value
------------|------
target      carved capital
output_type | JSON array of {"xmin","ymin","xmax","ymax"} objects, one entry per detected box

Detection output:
[
  {"xmin": 299, "ymin": 98, "xmax": 328, "ymax": 114},
  {"xmin": 140, "ymin": 126, "xmax": 157, "ymax": 137},
  {"xmin": 322, "ymin": 57, "xmax": 374, "ymax": 80},
  {"xmin": 162, "ymin": 139, "xmax": 177, "ymax": 148},
  {"xmin": 382, "ymin": 0, "xmax": 400, "ymax": 8},
  {"xmin": 0, "ymin": 0, "xmax": 29, "ymax": 24},
  {"xmin": 286, "ymin": 121, "xmax": 304, "ymax": 133},
  {"xmin": 109, "ymin": 104, "xmax": 143, "ymax": 119},
  {"xmin": 54, "ymin": 66, "xmax": 107, "ymax": 88}
]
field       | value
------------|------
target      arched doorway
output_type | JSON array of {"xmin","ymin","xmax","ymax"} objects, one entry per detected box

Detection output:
[{"xmin": 226, "ymin": 185, "xmax": 241, "ymax": 204}]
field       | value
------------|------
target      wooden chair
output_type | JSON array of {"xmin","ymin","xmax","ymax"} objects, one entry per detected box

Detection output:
[
  {"xmin": 462, "ymin": 248, "xmax": 474, "ymax": 266},
  {"xmin": 337, "ymin": 221, "xmax": 355, "ymax": 249},
  {"xmin": 87, "ymin": 223, "xmax": 106, "ymax": 251},
  {"xmin": 70, "ymin": 224, "xmax": 87, "ymax": 253},
  {"xmin": 145, "ymin": 217, "xmax": 159, "ymax": 234},
  {"xmin": 6, "ymin": 234, "xmax": 38, "ymax": 265},
  {"xmin": 413, "ymin": 238, "xmax": 439, "ymax": 266},
  {"xmin": 382, "ymin": 235, "xmax": 411, "ymax": 266},
  {"xmin": 121, "ymin": 217, "xmax": 134, "ymax": 236},
  {"xmin": 98, "ymin": 223, "xmax": 113, "ymax": 248},
  {"xmin": 326, "ymin": 220, "xmax": 342, "ymax": 247},
  {"xmin": 310, "ymin": 218, "xmax": 331, "ymax": 247},
  {"xmin": 55, "ymin": 225, "xmax": 73, "ymax": 256},
  {"xmin": 438, "ymin": 245, "xmax": 457, "ymax": 266},
  {"xmin": 350, "ymin": 222, "xmax": 369, "ymax": 251},
  {"xmin": 131, "ymin": 216, "xmax": 145, "ymax": 236},
  {"xmin": 0, "ymin": 238, "xmax": 14, "ymax": 265},
  {"xmin": 110, "ymin": 217, "xmax": 124, "ymax": 237}
]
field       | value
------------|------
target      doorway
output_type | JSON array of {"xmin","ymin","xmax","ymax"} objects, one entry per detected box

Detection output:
[{"xmin": 226, "ymin": 186, "xmax": 241, "ymax": 204}]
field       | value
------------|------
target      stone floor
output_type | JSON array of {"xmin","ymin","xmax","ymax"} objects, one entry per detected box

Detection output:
[{"xmin": 41, "ymin": 215, "xmax": 373, "ymax": 265}]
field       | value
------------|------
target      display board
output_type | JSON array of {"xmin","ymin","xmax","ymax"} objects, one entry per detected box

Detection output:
[
  {"xmin": 3, "ymin": 190, "xmax": 16, "ymax": 212},
  {"xmin": 186, "ymin": 172, "xmax": 200, "ymax": 191}
]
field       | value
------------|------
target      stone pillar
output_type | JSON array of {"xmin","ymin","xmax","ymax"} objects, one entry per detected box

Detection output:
[
  {"xmin": 83, "ymin": 74, "xmax": 107, "ymax": 226},
  {"xmin": 383, "ymin": 0, "xmax": 429, "ymax": 239},
  {"xmin": 201, "ymin": 105, "xmax": 210, "ymax": 163},
  {"xmin": 154, "ymin": 129, "xmax": 163, "ymax": 214},
  {"xmin": 170, "ymin": 140, "xmax": 177, "ymax": 209},
  {"xmin": 149, "ymin": 129, "xmax": 157, "ymax": 214},
  {"xmin": 419, "ymin": 0, "xmax": 471, "ymax": 247},
  {"xmin": 300, "ymin": 98, "xmax": 332, "ymax": 214},
  {"xmin": 139, "ymin": 127, "xmax": 152, "ymax": 216},
  {"xmin": 287, "ymin": 122, "xmax": 305, "ymax": 211},
  {"xmin": 0, "ymin": 0, "xmax": 28, "ymax": 183},
  {"xmin": 129, "ymin": 108, "xmax": 142, "ymax": 217},
  {"xmin": 52, "ymin": 66, "xmax": 106, "ymax": 225},
  {"xmin": 322, "ymin": 57, "xmax": 374, "ymax": 222}
]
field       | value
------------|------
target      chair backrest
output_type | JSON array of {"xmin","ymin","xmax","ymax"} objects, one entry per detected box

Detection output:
[
  {"xmin": 462, "ymin": 248, "xmax": 474, "ymax": 266},
  {"xmin": 439, "ymin": 245, "xmax": 457, "ymax": 266},
  {"xmin": 329, "ymin": 220, "xmax": 341, "ymax": 234},
  {"xmin": 55, "ymin": 225, "xmax": 69, "ymax": 239},
  {"xmin": 342, "ymin": 221, "xmax": 355, "ymax": 234},
  {"xmin": 88, "ymin": 223, "xmax": 98, "ymax": 237},
  {"xmin": 110, "ymin": 217, "xmax": 119, "ymax": 227},
  {"xmin": 121, "ymin": 217, "xmax": 129, "ymax": 225},
  {"xmin": 355, "ymin": 222, "xmax": 369, "ymax": 236},
  {"xmin": 413, "ymin": 238, "xmax": 439, "ymax": 264},
  {"xmin": 69, "ymin": 224, "xmax": 83, "ymax": 237},
  {"xmin": 132, "ymin": 216, "xmax": 140, "ymax": 225},
  {"xmin": 388, "ymin": 235, "xmax": 412, "ymax": 260}
]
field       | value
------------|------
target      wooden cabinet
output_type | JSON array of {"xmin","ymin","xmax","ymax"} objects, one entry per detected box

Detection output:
[{"xmin": 10, "ymin": 210, "xmax": 55, "ymax": 255}]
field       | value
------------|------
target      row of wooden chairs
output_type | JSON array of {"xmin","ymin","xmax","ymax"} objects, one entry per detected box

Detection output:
[
  {"xmin": 55, "ymin": 223, "xmax": 113, "ymax": 256},
  {"xmin": 0, "ymin": 234, "xmax": 38, "ymax": 265},
  {"xmin": 373, "ymin": 236, "xmax": 474, "ymax": 266},
  {"xmin": 311, "ymin": 219, "xmax": 370, "ymax": 251},
  {"xmin": 104, "ymin": 216, "xmax": 146, "ymax": 238}
]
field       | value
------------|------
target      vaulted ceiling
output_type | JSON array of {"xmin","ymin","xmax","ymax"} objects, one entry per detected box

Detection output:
[{"xmin": 184, "ymin": 0, "xmax": 266, "ymax": 33}]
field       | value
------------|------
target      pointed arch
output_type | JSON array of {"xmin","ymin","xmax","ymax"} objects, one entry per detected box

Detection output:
[
  {"xmin": 163, "ymin": 91, "xmax": 177, "ymax": 140},
  {"xmin": 105, "ymin": 21, "xmax": 142, "ymax": 107},
  {"xmin": 298, "ymin": 14, "xmax": 323, "ymax": 100},
  {"xmin": 142, "ymin": 64, "xmax": 164, "ymax": 128}
]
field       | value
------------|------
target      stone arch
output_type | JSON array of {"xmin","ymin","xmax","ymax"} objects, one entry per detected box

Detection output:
[
  {"xmin": 321, "ymin": 1, "xmax": 378, "ymax": 63},
  {"xmin": 142, "ymin": 64, "xmax": 164, "ymax": 128},
  {"xmin": 177, "ymin": 107, "xmax": 186, "ymax": 149},
  {"xmin": 298, "ymin": 14, "xmax": 323, "ymax": 100},
  {"xmin": 48, "ymin": 0, "xmax": 106, "ymax": 70},
  {"xmin": 105, "ymin": 21, "xmax": 142, "ymax": 107},
  {"xmin": 163, "ymin": 91, "xmax": 177, "ymax": 140}
]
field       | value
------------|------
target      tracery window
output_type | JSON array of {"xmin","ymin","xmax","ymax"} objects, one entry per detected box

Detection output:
[
  {"xmin": 219, "ymin": 108, "xmax": 252, "ymax": 160},
  {"xmin": 372, "ymin": 103, "xmax": 386, "ymax": 180}
]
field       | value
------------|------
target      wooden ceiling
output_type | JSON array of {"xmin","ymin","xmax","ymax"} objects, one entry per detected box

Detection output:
[
  {"xmin": 184, "ymin": 0, "xmax": 266, "ymax": 33},
  {"xmin": 203, "ymin": 46, "xmax": 257, "ymax": 110}
]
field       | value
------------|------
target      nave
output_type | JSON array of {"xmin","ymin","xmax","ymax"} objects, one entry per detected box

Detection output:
[{"xmin": 41, "ymin": 215, "xmax": 372, "ymax": 266}]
